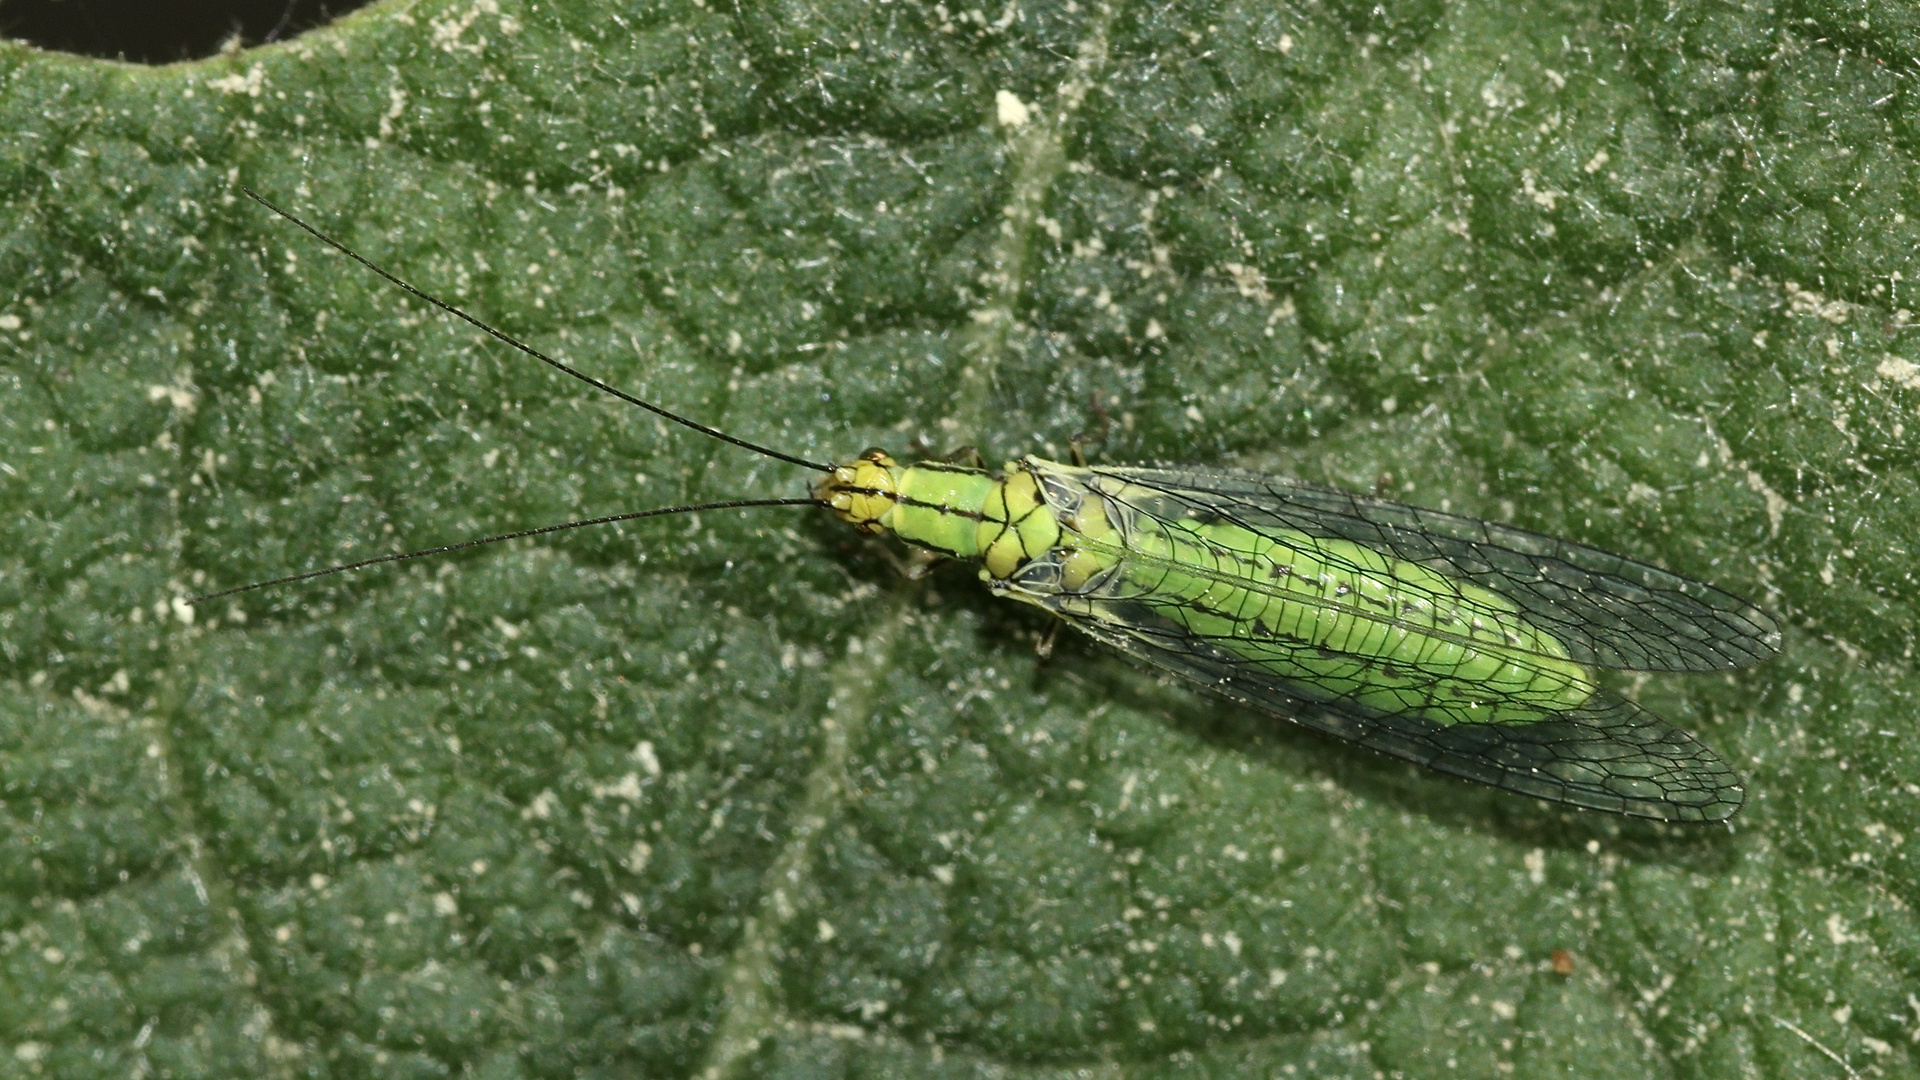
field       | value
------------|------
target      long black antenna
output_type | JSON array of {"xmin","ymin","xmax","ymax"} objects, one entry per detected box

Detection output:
[
  {"xmin": 241, "ymin": 186, "xmax": 834, "ymax": 473},
  {"xmin": 191, "ymin": 498, "xmax": 820, "ymax": 605}
]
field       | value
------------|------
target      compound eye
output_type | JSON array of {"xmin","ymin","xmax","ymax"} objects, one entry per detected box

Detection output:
[{"xmin": 860, "ymin": 447, "xmax": 890, "ymax": 462}]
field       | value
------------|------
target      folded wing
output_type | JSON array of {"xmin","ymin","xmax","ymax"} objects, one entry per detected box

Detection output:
[{"xmin": 1092, "ymin": 466, "xmax": 1781, "ymax": 673}]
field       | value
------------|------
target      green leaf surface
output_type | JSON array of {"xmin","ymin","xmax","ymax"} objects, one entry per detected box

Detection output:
[{"xmin": 2, "ymin": 0, "xmax": 1916, "ymax": 1076}]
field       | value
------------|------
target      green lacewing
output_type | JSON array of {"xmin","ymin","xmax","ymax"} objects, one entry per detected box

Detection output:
[{"xmin": 206, "ymin": 190, "xmax": 1782, "ymax": 823}]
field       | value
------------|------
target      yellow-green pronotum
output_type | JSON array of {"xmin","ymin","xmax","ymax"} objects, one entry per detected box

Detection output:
[{"xmin": 206, "ymin": 190, "xmax": 1782, "ymax": 824}]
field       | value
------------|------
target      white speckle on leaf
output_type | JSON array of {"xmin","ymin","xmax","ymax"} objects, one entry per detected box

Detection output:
[
  {"xmin": 378, "ymin": 84, "xmax": 409, "ymax": 140},
  {"xmin": 595, "ymin": 772, "xmax": 644, "ymax": 801},
  {"xmin": 206, "ymin": 65, "xmax": 266, "ymax": 97},
  {"xmin": 1826, "ymin": 913, "xmax": 1867, "ymax": 945},
  {"xmin": 1480, "ymin": 75, "xmax": 1521, "ymax": 111},
  {"xmin": 1745, "ymin": 470, "xmax": 1788, "ymax": 536},
  {"xmin": 430, "ymin": 1, "xmax": 500, "ymax": 53},
  {"xmin": 148, "ymin": 384, "xmax": 199, "ymax": 412},
  {"xmin": 1876, "ymin": 355, "xmax": 1920, "ymax": 390},
  {"xmin": 1221, "ymin": 262, "xmax": 1271, "ymax": 302},
  {"xmin": 1784, "ymin": 280, "xmax": 1856, "ymax": 324},
  {"xmin": 632, "ymin": 740, "xmax": 662, "ymax": 776},
  {"xmin": 995, "ymin": 90, "xmax": 1031, "ymax": 128},
  {"xmin": 1520, "ymin": 845, "xmax": 1551, "ymax": 880},
  {"xmin": 1520, "ymin": 169, "xmax": 1562, "ymax": 210},
  {"xmin": 523, "ymin": 788, "xmax": 559, "ymax": 820}
]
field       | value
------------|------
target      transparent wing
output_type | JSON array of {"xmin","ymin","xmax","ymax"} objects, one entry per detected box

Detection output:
[
  {"xmin": 1055, "ymin": 594, "xmax": 1744, "ymax": 822},
  {"xmin": 1089, "ymin": 465, "xmax": 1781, "ymax": 673}
]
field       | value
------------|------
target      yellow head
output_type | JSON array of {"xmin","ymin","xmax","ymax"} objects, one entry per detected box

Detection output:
[{"xmin": 814, "ymin": 449, "xmax": 900, "ymax": 535}]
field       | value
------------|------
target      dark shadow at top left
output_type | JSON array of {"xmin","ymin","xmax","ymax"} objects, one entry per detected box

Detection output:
[{"xmin": 0, "ymin": 0, "xmax": 376, "ymax": 64}]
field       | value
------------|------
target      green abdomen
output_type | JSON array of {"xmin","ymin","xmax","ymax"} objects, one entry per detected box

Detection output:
[{"xmin": 1110, "ymin": 515, "xmax": 1594, "ymax": 724}]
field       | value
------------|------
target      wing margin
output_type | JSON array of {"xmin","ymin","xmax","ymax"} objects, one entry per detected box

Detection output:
[{"xmin": 1052, "ymin": 597, "xmax": 1744, "ymax": 822}]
